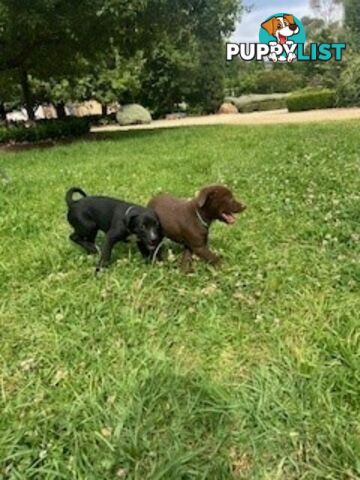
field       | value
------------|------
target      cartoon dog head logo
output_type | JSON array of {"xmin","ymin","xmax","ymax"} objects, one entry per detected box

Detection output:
[
  {"xmin": 259, "ymin": 13, "xmax": 306, "ymax": 63},
  {"xmin": 261, "ymin": 14, "xmax": 299, "ymax": 45},
  {"xmin": 226, "ymin": 15, "xmax": 345, "ymax": 64}
]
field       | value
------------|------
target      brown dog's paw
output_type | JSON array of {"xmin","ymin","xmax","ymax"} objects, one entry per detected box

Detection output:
[
  {"xmin": 210, "ymin": 254, "xmax": 222, "ymax": 266},
  {"xmin": 180, "ymin": 249, "xmax": 193, "ymax": 273},
  {"xmin": 180, "ymin": 264, "xmax": 193, "ymax": 274},
  {"xmin": 180, "ymin": 258, "xmax": 194, "ymax": 273}
]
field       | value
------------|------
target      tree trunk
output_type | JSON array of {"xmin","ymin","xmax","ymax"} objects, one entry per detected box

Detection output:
[
  {"xmin": 55, "ymin": 101, "xmax": 66, "ymax": 119},
  {"xmin": 0, "ymin": 102, "xmax": 6, "ymax": 121},
  {"xmin": 101, "ymin": 104, "xmax": 107, "ymax": 116},
  {"xmin": 19, "ymin": 69, "xmax": 35, "ymax": 121}
]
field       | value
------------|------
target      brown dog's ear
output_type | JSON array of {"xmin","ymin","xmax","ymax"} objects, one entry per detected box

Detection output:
[
  {"xmin": 197, "ymin": 187, "xmax": 212, "ymax": 208},
  {"xmin": 261, "ymin": 17, "xmax": 276, "ymax": 36}
]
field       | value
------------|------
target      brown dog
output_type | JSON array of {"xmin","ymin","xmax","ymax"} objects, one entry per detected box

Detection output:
[{"xmin": 148, "ymin": 185, "xmax": 246, "ymax": 271}]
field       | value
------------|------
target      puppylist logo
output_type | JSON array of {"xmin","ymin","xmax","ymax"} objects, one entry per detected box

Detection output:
[{"xmin": 227, "ymin": 13, "xmax": 346, "ymax": 63}]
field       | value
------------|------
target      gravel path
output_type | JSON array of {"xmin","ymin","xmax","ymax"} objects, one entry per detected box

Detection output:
[{"xmin": 92, "ymin": 108, "xmax": 360, "ymax": 133}]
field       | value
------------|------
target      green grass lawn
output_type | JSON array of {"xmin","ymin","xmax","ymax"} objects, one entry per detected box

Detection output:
[{"xmin": 0, "ymin": 122, "xmax": 359, "ymax": 479}]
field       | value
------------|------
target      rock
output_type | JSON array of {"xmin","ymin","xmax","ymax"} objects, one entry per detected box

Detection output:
[
  {"xmin": 116, "ymin": 104, "xmax": 152, "ymax": 126},
  {"xmin": 165, "ymin": 112, "xmax": 187, "ymax": 120},
  {"xmin": 70, "ymin": 100, "xmax": 102, "ymax": 117},
  {"xmin": 224, "ymin": 94, "xmax": 290, "ymax": 113},
  {"xmin": 218, "ymin": 102, "xmax": 238, "ymax": 114}
]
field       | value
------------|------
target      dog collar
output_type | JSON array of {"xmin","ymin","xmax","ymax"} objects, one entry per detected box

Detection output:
[
  {"xmin": 125, "ymin": 206, "xmax": 135, "ymax": 218},
  {"xmin": 195, "ymin": 209, "xmax": 209, "ymax": 230}
]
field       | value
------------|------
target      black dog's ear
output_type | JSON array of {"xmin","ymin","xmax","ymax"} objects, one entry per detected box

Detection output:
[{"xmin": 125, "ymin": 212, "xmax": 138, "ymax": 231}]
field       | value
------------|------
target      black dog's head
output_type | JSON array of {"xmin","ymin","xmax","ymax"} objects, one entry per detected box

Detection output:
[{"xmin": 127, "ymin": 209, "xmax": 162, "ymax": 252}]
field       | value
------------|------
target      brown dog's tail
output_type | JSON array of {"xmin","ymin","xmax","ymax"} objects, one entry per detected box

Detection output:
[{"xmin": 65, "ymin": 187, "xmax": 87, "ymax": 207}]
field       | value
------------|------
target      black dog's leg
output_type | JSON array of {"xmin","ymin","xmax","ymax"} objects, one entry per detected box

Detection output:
[
  {"xmin": 96, "ymin": 227, "xmax": 126, "ymax": 272},
  {"xmin": 70, "ymin": 232, "xmax": 98, "ymax": 254},
  {"xmin": 68, "ymin": 209, "xmax": 98, "ymax": 254},
  {"xmin": 137, "ymin": 241, "xmax": 163, "ymax": 262},
  {"xmin": 137, "ymin": 241, "xmax": 151, "ymax": 260}
]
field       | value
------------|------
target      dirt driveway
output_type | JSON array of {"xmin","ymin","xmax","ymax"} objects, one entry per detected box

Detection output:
[{"xmin": 92, "ymin": 108, "xmax": 360, "ymax": 133}]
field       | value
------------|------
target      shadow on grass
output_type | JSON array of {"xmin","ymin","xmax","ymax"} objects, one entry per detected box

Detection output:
[
  {"xmin": 0, "ymin": 128, "xmax": 181, "ymax": 154},
  {"xmin": 111, "ymin": 362, "xmax": 236, "ymax": 479},
  {"xmin": 1, "ymin": 361, "xmax": 239, "ymax": 479},
  {"xmin": 0, "ymin": 123, "xmax": 225, "ymax": 154}
]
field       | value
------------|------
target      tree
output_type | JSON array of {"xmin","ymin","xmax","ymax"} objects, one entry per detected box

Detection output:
[
  {"xmin": 0, "ymin": 0, "xmax": 135, "ymax": 119},
  {"xmin": 295, "ymin": 11, "xmax": 345, "ymax": 89},
  {"xmin": 81, "ymin": 51, "xmax": 144, "ymax": 113},
  {"xmin": 337, "ymin": 55, "xmax": 360, "ymax": 106},
  {"xmin": 138, "ymin": 42, "xmax": 197, "ymax": 116},
  {"xmin": 310, "ymin": 0, "xmax": 343, "ymax": 25},
  {"xmin": 0, "ymin": 0, "xmax": 242, "ymax": 119},
  {"xmin": 344, "ymin": 0, "xmax": 360, "ymax": 47},
  {"xmin": 32, "ymin": 50, "xmax": 144, "ymax": 116},
  {"xmin": 187, "ymin": 0, "xmax": 241, "ymax": 113},
  {"xmin": 0, "ymin": 70, "xmax": 21, "ymax": 120},
  {"xmin": 136, "ymin": 0, "xmax": 243, "ymax": 115}
]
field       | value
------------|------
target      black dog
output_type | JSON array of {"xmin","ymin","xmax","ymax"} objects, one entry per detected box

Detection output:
[{"xmin": 66, "ymin": 188, "xmax": 163, "ymax": 272}]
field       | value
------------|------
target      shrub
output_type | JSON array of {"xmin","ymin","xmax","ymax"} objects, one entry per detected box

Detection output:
[
  {"xmin": 0, "ymin": 117, "xmax": 90, "ymax": 144},
  {"xmin": 235, "ymin": 69, "xmax": 306, "ymax": 95},
  {"xmin": 286, "ymin": 89, "xmax": 336, "ymax": 112},
  {"xmin": 86, "ymin": 113, "xmax": 117, "ymax": 126},
  {"xmin": 225, "ymin": 93, "xmax": 289, "ymax": 113},
  {"xmin": 337, "ymin": 55, "xmax": 360, "ymax": 107}
]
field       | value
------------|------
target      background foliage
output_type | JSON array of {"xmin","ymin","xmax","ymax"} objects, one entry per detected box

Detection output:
[
  {"xmin": 0, "ymin": 0, "xmax": 242, "ymax": 118},
  {"xmin": 0, "ymin": 0, "xmax": 360, "ymax": 122}
]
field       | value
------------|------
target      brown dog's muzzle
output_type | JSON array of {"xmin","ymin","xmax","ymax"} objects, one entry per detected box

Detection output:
[
  {"xmin": 221, "ymin": 199, "xmax": 246, "ymax": 224},
  {"xmin": 289, "ymin": 23, "xmax": 298, "ymax": 31},
  {"xmin": 232, "ymin": 200, "xmax": 246, "ymax": 213}
]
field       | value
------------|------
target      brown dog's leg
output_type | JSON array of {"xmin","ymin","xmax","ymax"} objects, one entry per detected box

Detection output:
[
  {"xmin": 192, "ymin": 246, "xmax": 221, "ymax": 266},
  {"xmin": 180, "ymin": 248, "xmax": 193, "ymax": 272}
]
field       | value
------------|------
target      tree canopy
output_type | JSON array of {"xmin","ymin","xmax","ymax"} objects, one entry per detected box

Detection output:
[{"xmin": 0, "ymin": 0, "xmax": 243, "ymax": 119}]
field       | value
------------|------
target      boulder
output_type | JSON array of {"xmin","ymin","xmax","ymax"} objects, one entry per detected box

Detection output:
[
  {"xmin": 224, "ymin": 94, "xmax": 290, "ymax": 113},
  {"xmin": 116, "ymin": 104, "xmax": 152, "ymax": 126},
  {"xmin": 165, "ymin": 112, "xmax": 187, "ymax": 120},
  {"xmin": 70, "ymin": 100, "xmax": 102, "ymax": 117},
  {"xmin": 218, "ymin": 102, "xmax": 238, "ymax": 114}
]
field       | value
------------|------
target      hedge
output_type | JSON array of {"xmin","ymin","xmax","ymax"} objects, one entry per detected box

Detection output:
[
  {"xmin": 0, "ymin": 117, "xmax": 90, "ymax": 144},
  {"xmin": 286, "ymin": 89, "xmax": 336, "ymax": 112},
  {"xmin": 85, "ymin": 113, "xmax": 117, "ymax": 126},
  {"xmin": 225, "ymin": 93, "xmax": 289, "ymax": 113}
]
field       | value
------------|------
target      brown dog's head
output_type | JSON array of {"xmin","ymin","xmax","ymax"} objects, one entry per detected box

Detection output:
[{"xmin": 196, "ymin": 185, "xmax": 246, "ymax": 224}]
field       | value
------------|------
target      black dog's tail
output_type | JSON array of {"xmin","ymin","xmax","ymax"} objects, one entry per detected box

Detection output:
[{"xmin": 65, "ymin": 187, "xmax": 87, "ymax": 207}]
